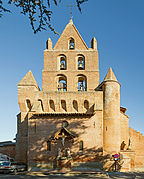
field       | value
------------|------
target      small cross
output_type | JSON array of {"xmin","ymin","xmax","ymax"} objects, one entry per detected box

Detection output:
[{"xmin": 67, "ymin": 2, "xmax": 76, "ymax": 19}]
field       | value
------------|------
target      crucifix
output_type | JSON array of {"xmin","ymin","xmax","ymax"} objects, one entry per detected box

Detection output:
[{"xmin": 62, "ymin": 132, "xmax": 65, "ymax": 146}]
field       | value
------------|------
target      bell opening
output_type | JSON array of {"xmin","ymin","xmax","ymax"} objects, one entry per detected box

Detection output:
[
  {"xmin": 78, "ymin": 56, "xmax": 85, "ymax": 70},
  {"xmin": 69, "ymin": 38, "xmax": 75, "ymax": 50}
]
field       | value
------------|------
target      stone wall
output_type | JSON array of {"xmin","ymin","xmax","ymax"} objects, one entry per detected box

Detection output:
[
  {"xmin": 0, "ymin": 144, "xmax": 16, "ymax": 159},
  {"xmin": 129, "ymin": 128, "xmax": 144, "ymax": 171},
  {"xmin": 43, "ymin": 20, "xmax": 99, "ymax": 92},
  {"xmin": 120, "ymin": 112, "xmax": 129, "ymax": 150},
  {"xmin": 27, "ymin": 111, "xmax": 103, "ymax": 170}
]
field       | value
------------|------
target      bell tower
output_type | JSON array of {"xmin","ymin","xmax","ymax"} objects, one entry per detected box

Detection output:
[{"xmin": 42, "ymin": 19, "xmax": 99, "ymax": 92}]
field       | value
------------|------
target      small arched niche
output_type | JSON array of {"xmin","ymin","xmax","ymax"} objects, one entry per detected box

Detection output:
[
  {"xmin": 79, "ymin": 141, "xmax": 83, "ymax": 151},
  {"xmin": 77, "ymin": 55, "xmax": 85, "ymax": 70},
  {"xmin": 49, "ymin": 100, "xmax": 55, "ymax": 111},
  {"xmin": 77, "ymin": 75, "xmax": 87, "ymax": 91},
  {"xmin": 58, "ymin": 55, "xmax": 67, "ymax": 70},
  {"xmin": 47, "ymin": 140, "xmax": 51, "ymax": 151},
  {"xmin": 84, "ymin": 100, "xmax": 89, "ymax": 110},
  {"xmin": 38, "ymin": 99, "xmax": 44, "ymax": 112},
  {"xmin": 73, "ymin": 100, "xmax": 78, "ymax": 112},
  {"xmin": 57, "ymin": 75, "xmax": 67, "ymax": 91},
  {"xmin": 61, "ymin": 100, "xmax": 67, "ymax": 111},
  {"xmin": 69, "ymin": 37, "xmax": 75, "ymax": 50},
  {"xmin": 120, "ymin": 141, "xmax": 126, "ymax": 150},
  {"xmin": 26, "ymin": 99, "xmax": 32, "ymax": 112}
]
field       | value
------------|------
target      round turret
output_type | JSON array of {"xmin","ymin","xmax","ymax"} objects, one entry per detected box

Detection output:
[{"xmin": 102, "ymin": 67, "xmax": 121, "ymax": 154}]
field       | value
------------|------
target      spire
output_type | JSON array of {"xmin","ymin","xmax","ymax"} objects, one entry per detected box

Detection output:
[
  {"xmin": 46, "ymin": 38, "xmax": 52, "ymax": 50},
  {"xmin": 69, "ymin": 18, "xmax": 73, "ymax": 25},
  {"xmin": 103, "ymin": 67, "xmax": 118, "ymax": 82},
  {"xmin": 91, "ymin": 37, "xmax": 97, "ymax": 50},
  {"xmin": 18, "ymin": 70, "xmax": 39, "ymax": 89}
]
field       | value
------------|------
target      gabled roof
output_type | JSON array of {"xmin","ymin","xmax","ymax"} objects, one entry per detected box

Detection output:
[
  {"xmin": 103, "ymin": 67, "xmax": 118, "ymax": 82},
  {"xmin": 49, "ymin": 127, "xmax": 76, "ymax": 141},
  {"xmin": 18, "ymin": 70, "xmax": 39, "ymax": 89},
  {"xmin": 54, "ymin": 19, "xmax": 88, "ymax": 50}
]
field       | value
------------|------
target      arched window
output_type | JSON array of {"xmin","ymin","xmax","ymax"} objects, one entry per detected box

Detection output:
[
  {"xmin": 47, "ymin": 140, "xmax": 51, "ymax": 151},
  {"xmin": 78, "ymin": 55, "xmax": 85, "ymax": 70},
  {"xmin": 78, "ymin": 75, "xmax": 87, "ymax": 91},
  {"xmin": 73, "ymin": 100, "xmax": 78, "ymax": 112},
  {"xmin": 69, "ymin": 38, "xmax": 75, "ymax": 49},
  {"xmin": 26, "ymin": 99, "xmax": 32, "ymax": 111},
  {"xmin": 38, "ymin": 99, "xmax": 44, "ymax": 111},
  {"xmin": 57, "ymin": 75, "xmax": 67, "ymax": 91},
  {"xmin": 61, "ymin": 100, "xmax": 67, "ymax": 111},
  {"xmin": 62, "ymin": 120, "xmax": 69, "ymax": 128},
  {"xmin": 79, "ymin": 141, "xmax": 83, "ymax": 151},
  {"xmin": 49, "ymin": 100, "xmax": 55, "ymax": 111},
  {"xmin": 59, "ymin": 55, "xmax": 66, "ymax": 70}
]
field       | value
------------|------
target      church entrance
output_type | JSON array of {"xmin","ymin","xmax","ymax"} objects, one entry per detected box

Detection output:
[{"xmin": 49, "ymin": 127, "xmax": 76, "ymax": 169}]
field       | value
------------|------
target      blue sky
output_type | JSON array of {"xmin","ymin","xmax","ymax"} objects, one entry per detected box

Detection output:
[{"xmin": 0, "ymin": 0, "xmax": 144, "ymax": 141}]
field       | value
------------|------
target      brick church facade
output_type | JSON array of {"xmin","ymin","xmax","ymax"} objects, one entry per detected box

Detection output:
[{"xmin": 16, "ymin": 19, "xmax": 144, "ymax": 172}]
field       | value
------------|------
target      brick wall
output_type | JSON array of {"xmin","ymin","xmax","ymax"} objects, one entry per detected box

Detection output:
[{"xmin": 0, "ymin": 144, "xmax": 16, "ymax": 159}]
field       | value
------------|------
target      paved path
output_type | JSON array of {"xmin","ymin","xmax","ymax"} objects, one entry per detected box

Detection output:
[
  {"xmin": 0, "ymin": 172, "xmax": 144, "ymax": 178},
  {"xmin": 0, "ymin": 174, "xmax": 107, "ymax": 179},
  {"xmin": 108, "ymin": 172, "xmax": 144, "ymax": 178}
]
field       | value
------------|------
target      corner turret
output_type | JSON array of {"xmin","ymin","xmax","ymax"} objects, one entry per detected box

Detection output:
[
  {"xmin": 17, "ymin": 70, "xmax": 40, "ymax": 113},
  {"xmin": 102, "ymin": 67, "xmax": 121, "ymax": 154},
  {"xmin": 16, "ymin": 70, "xmax": 40, "ymax": 164}
]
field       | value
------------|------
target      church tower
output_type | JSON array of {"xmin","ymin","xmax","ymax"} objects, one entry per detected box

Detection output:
[
  {"xmin": 16, "ymin": 20, "xmax": 105, "ymax": 170},
  {"xmin": 42, "ymin": 19, "xmax": 99, "ymax": 92}
]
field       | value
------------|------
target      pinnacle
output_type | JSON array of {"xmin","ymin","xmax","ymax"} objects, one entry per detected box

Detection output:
[
  {"xmin": 18, "ymin": 70, "xmax": 39, "ymax": 89},
  {"xmin": 69, "ymin": 19, "xmax": 73, "ymax": 24},
  {"xmin": 104, "ymin": 67, "xmax": 118, "ymax": 82},
  {"xmin": 48, "ymin": 38, "xmax": 52, "ymax": 41}
]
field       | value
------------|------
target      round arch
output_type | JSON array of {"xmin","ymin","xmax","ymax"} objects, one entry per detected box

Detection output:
[
  {"xmin": 55, "ymin": 74, "xmax": 67, "ymax": 91},
  {"xmin": 57, "ymin": 54, "xmax": 67, "ymax": 70},
  {"xmin": 68, "ymin": 37, "xmax": 75, "ymax": 50},
  {"xmin": 76, "ymin": 54, "xmax": 85, "ymax": 70},
  {"xmin": 74, "ymin": 74, "xmax": 87, "ymax": 91}
]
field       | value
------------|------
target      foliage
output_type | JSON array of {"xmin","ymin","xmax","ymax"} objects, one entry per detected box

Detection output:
[
  {"xmin": 0, "ymin": 0, "xmax": 88, "ymax": 34},
  {"xmin": 0, "ymin": 1, "xmax": 10, "ymax": 18}
]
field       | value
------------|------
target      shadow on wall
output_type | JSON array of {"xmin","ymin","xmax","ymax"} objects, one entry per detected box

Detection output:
[
  {"xmin": 17, "ymin": 113, "xmax": 126, "ymax": 172},
  {"xmin": 19, "ymin": 114, "xmax": 103, "ymax": 163},
  {"xmin": 16, "ymin": 113, "xmax": 29, "ymax": 163},
  {"xmin": 103, "ymin": 154, "xmax": 124, "ymax": 172}
]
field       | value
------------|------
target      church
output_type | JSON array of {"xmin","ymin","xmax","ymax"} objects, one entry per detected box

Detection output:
[{"xmin": 16, "ymin": 19, "xmax": 144, "ymax": 172}]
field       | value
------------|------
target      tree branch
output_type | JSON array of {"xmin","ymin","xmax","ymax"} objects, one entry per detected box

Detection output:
[{"xmin": 1, "ymin": 0, "xmax": 88, "ymax": 34}]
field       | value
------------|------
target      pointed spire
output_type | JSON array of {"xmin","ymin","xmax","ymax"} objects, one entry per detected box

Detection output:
[
  {"xmin": 104, "ymin": 67, "xmax": 118, "ymax": 82},
  {"xmin": 18, "ymin": 70, "xmax": 39, "ymax": 89},
  {"xmin": 46, "ymin": 38, "xmax": 53, "ymax": 50},
  {"xmin": 91, "ymin": 37, "xmax": 97, "ymax": 50},
  {"xmin": 69, "ymin": 19, "xmax": 73, "ymax": 25}
]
